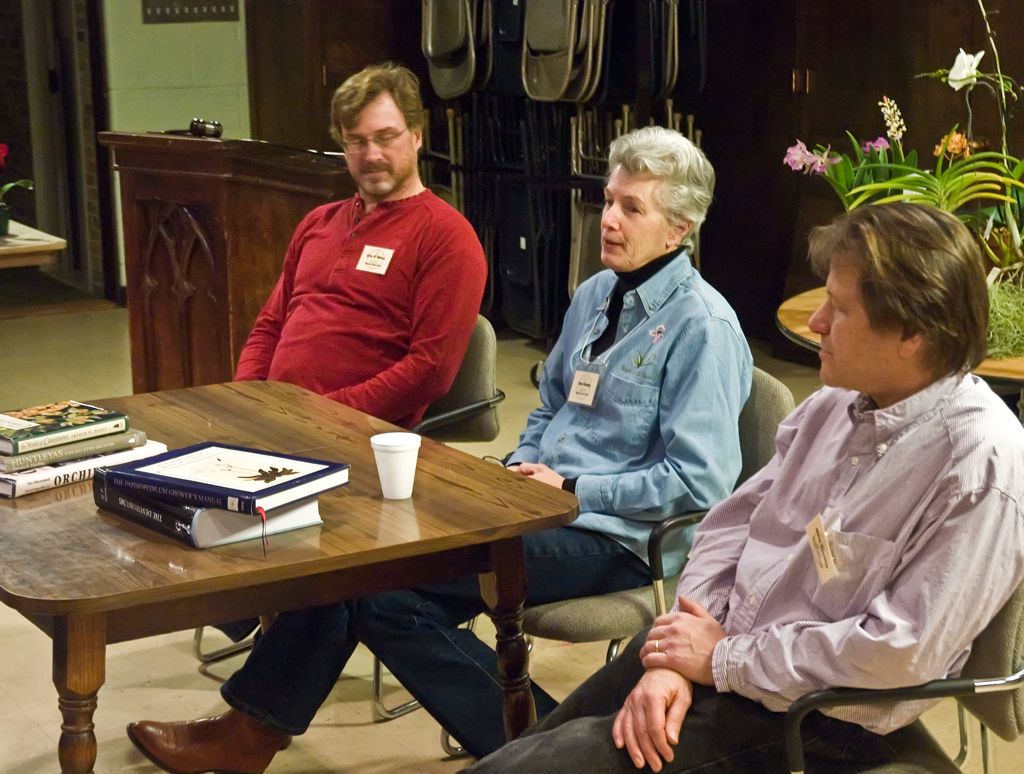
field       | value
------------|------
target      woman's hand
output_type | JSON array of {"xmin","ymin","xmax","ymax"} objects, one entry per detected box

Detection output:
[{"xmin": 507, "ymin": 462, "xmax": 565, "ymax": 489}]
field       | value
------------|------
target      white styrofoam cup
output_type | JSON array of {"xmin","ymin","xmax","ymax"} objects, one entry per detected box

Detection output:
[{"xmin": 370, "ymin": 432, "xmax": 422, "ymax": 499}]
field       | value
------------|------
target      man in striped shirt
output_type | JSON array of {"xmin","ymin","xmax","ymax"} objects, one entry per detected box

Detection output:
[{"xmin": 468, "ymin": 202, "xmax": 1024, "ymax": 773}]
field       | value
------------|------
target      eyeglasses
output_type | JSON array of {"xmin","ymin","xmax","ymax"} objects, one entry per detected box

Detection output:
[{"xmin": 341, "ymin": 128, "xmax": 409, "ymax": 154}]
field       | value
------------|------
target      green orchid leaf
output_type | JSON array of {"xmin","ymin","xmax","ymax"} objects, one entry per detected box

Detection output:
[
  {"xmin": 0, "ymin": 179, "xmax": 33, "ymax": 203},
  {"xmin": 846, "ymin": 131, "xmax": 865, "ymax": 162}
]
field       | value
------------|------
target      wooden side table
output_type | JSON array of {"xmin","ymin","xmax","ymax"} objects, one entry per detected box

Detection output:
[
  {"xmin": 0, "ymin": 220, "xmax": 67, "ymax": 269},
  {"xmin": 777, "ymin": 287, "xmax": 1024, "ymax": 409}
]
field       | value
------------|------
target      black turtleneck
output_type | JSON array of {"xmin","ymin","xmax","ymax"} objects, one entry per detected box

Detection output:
[{"xmin": 590, "ymin": 249, "xmax": 680, "ymax": 359}]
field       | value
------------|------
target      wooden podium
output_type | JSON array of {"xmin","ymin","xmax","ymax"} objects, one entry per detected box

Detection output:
[{"xmin": 98, "ymin": 132, "xmax": 356, "ymax": 393}]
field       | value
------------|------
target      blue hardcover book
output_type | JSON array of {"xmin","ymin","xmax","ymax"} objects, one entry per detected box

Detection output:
[
  {"xmin": 97, "ymin": 442, "xmax": 350, "ymax": 514},
  {"xmin": 94, "ymin": 470, "xmax": 324, "ymax": 548}
]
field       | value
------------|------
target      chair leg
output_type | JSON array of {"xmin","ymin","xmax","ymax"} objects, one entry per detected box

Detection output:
[
  {"xmin": 441, "ymin": 728, "xmax": 469, "ymax": 757},
  {"xmin": 981, "ymin": 723, "xmax": 992, "ymax": 774},
  {"xmin": 192, "ymin": 626, "xmax": 256, "ymax": 666},
  {"xmin": 952, "ymin": 702, "xmax": 970, "ymax": 768},
  {"xmin": 606, "ymin": 638, "xmax": 626, "ymax": 663},
  {"xmin": 372, "ymin": 655, "xmax": 421, "ymax": 720}
]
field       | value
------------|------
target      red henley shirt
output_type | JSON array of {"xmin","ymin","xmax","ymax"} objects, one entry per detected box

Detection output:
[{"xmin": 235, "ymin": 190, "xmax": 487, "ymax": 427}]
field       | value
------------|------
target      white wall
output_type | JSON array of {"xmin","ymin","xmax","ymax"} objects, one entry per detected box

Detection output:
[
  {"xmin": 102, "ymin": 0, "xmax": 250, "ymax": 135},
  {"xmin": 102, "ymin": 0, "xmax": 251, "ymax": 283}
]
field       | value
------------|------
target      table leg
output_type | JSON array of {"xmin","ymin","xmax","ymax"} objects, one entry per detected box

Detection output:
[
  {"xmin": 52, "ymin": 613, "xmax": 106, "ymax": 774},
  {"xmin": 479, "ymin": 536, "xmax": 535, "ymax": 740}
]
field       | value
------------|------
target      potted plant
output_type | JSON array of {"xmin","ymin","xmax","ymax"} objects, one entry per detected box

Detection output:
[
  {"xmin": 783, "ymin": 0, "xmax": 1024, "ymax": 358},
  {"xmin": 0, "ymin": 143, "xmax": 34, "ymax": 237}
]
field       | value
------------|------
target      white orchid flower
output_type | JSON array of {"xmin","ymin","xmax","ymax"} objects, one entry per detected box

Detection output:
[{"xmin": 948, "ymin": 48, "xmax": 985, "ymax": 91}]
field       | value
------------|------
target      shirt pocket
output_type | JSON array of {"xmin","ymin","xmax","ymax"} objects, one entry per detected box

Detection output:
[
  {"xmin": 596, "ymin": 372, "xmax": 660, "ymax": 455},
  {"xmin": 809, "ymin": 529, "xmax": 897, "ymax": 620}
]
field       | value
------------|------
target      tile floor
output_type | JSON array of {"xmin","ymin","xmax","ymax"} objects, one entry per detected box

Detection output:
[{"xmin": 0, "ymin": 304, "xmax": 1020, "ymax": 772}]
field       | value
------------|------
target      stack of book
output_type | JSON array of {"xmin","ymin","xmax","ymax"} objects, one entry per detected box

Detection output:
[
  {"xmin": 93, "ymin": 442, "xmax": 350, "ymax": 548},
  {"xmin": 0, "ymin": 400, "xmax": 167, "ymax": 498}
]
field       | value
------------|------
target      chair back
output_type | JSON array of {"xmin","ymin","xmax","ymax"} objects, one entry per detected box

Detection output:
[
  {"xmin": 958, "ymin": 578, "xmax": 1024, "ymax": 740},
  {"xmin": 567, "ymin": 193, "xmax": 604, "ymax": 298},
  {"xmin": 421, "ymin": 0, "xmax": 492, "ymax": 99},
  {"xmin": 737, "ymin": 367, "xmax": 796, "ymax": 486},
  {"xmin": 414, "ymin": 315, "xmax": 503, "ymax": 443}
]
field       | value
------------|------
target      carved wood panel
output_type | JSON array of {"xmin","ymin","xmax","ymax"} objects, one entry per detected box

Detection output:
[{"xmin": 137, "ymin": 201, "xmax": 225, "ymax": 391}]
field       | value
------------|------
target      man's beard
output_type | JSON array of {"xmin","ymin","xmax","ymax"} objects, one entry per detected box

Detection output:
[{"xmin": 358, "ymin": 161, "xmax": 408, "ymax": 198}]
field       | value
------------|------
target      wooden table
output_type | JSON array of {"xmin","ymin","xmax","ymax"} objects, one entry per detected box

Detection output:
[
  {"xmin": 0, "ymin": 381, "xmax": 578, "ymax": 773},
  {"xmin": 777, "ymin": 286, "xmax": 1024, "ymax": 385},
  {"xmin": 0, "ymin": 219, "xmax": 66, "ymax": 269}
]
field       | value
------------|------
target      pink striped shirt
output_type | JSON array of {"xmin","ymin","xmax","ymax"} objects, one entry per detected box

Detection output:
[{"xmin": 679, "ymin": 374, "xmax": 1024, "ymax": 733}]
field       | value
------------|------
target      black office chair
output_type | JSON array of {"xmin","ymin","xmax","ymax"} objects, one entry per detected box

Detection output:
[{"xmin": 784, "ymin": 576, "xmax": 1024, "ymax": 773}]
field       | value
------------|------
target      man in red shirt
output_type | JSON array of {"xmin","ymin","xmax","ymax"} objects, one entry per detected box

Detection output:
[
  {"xmin": 235, "ymin": 62, "xmax": 486, "ymax": 428},
  {"xmin": 220, "ymin": 63, "xmax": 485, "ymax": 641}
]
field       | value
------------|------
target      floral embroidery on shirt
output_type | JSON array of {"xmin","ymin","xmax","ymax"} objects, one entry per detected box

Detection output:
[
  {"xmin": 633, "ymin": 353, "xmax": 651, "ymax": 368},
  {"xmin": 632, "ymin": 325, "xmax": 667, "ymax": 368}
]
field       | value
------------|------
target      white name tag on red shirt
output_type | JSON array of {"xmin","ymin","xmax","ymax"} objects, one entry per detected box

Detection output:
[
  {"xmin": 356, "ymin": 244, "xmax": 395, "ymax": 274},
  {"xmin": 806, "ymin": 513, "xmax": 839, "ymax": 585},
  {"xmin": 568, "ymin": 369, "xmax": 600, "ymax": 407}
]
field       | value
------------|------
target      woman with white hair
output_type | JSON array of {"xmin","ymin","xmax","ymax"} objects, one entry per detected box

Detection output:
[{"xmin": 359, "ymin": 126, "xmax": 752, "ymax": 756}]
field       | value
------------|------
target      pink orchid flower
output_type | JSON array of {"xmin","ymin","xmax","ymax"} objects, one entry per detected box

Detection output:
[
  {"xmin": 783, "ymin": 140, "xmax": 815, "ymax": 172},
  {"xmin": 861, "ymin": 137, "xmax": 890, "ymax": 153},
  {"xmin": 784, "ymin": 140, "xmax": 839, "ymax": 175}
]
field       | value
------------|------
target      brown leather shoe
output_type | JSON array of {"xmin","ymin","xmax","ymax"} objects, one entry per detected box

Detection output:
[{"xmin": 127, "ymin": 708, "xmax": 291, "ymax": 773}]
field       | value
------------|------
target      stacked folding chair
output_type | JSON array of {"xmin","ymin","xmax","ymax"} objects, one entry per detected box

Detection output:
[
  {"xmin": 421, "ymin": 0, "xmax": 493, "ymax": 100},
  {"xmin": 521, "ymin": 0, "xmax": 612, "ymax": 103},
  {"xmin": 418, "ymin": 0, "xmax": 709, "ymax": 342}
]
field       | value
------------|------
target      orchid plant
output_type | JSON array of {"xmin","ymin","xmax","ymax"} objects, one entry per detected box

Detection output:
[
  {"xmin": 784, "ymin": 102, "xmax": 1023, "ymax": 221},
  {"xmin": 786, "ymin": 1, "xmax": 1024, "ymax": 267},
  {"xmin": 783, "ymin": 0, "xmax": 1024, "ymax": 357}
]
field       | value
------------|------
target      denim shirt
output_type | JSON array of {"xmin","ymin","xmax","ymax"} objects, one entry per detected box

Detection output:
[{"xmin": 508, "ymin": 249, "xmax": 752, "ymax": 575}]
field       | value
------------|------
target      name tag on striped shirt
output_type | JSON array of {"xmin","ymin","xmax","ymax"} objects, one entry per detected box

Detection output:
[{"xmin": 806, "ymin": 514, "xmax": 840, "ymax": 585}]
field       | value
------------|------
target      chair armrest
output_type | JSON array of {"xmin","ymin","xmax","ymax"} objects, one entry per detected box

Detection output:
[
  {"xmin": 645, "ymin": 509, "xmax": 708, "ymax": 618},
  {"xmin": 412, "ymin": 389, "xmax": 505, "ymax": 436},
  {"xmin": 648, "ymin": 509, "xmax": 708, "ymax": 581},
  {"xmin": 784, "ymin": 666, "xmax": 1024, "ymax": 772}
]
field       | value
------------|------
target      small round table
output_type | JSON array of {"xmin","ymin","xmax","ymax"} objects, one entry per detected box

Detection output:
[{"xmin": 776, "ymin": 286, "xmax": 1024, "ymax": 388}]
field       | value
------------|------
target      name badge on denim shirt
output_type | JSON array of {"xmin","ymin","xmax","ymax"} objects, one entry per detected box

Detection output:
[{"xmin": 568, "ymin": 368, "xmax": 601, "ymax": 407}]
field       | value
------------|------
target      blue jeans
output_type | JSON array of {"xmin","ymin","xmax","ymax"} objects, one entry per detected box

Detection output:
[
  {"xmin": 467, "ymin": 631, "xmax": 906, "ymax": 773},
  {"xmin": 221, "ymin": 525, "xmax": 650, "ymax": 757}
]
